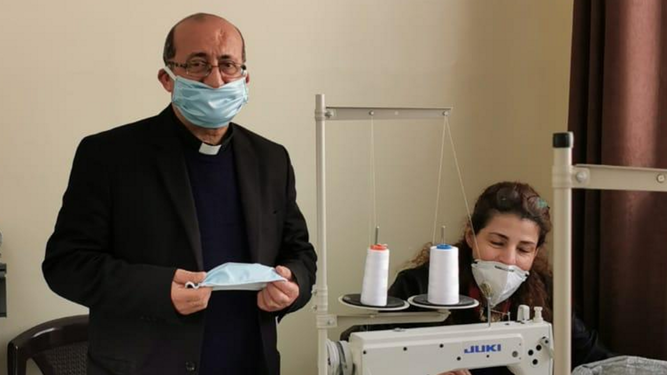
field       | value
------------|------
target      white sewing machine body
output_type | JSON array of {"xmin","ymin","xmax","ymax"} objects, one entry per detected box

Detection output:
[{"xmin": 349, "ymin": 319, "xmax": 553, "ymax": 375}]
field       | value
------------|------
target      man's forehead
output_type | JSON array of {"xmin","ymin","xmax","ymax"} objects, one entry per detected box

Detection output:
[{"xmin": 173, "ymin": 17, "xmax": 242, "ymax": 58}]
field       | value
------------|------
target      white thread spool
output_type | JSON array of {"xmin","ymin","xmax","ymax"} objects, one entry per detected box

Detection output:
[
  {"xmin": 360, "ymin": 244, "xmax": 390, "ymax": 306},
  {"xmin": 427, "ymin": 244, "xmax": 459, "ymax": 305}
]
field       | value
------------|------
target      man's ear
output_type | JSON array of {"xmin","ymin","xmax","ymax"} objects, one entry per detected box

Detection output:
[
  {"xmin": 245, "ymin": 72, "xmax": 250, "ymax": 84},
  {"xmin": 157, "ymin": 69, "xmax": 174, "ymax": 93}
]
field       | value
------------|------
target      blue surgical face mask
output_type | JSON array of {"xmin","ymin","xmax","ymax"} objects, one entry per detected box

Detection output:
[
  {"xmin": 186, "ymin": 263, "xmax": 286, "ymax": 291},
  {"xmin": 164, "ymin": 66, "xmax": 249, "ymax": 129}
]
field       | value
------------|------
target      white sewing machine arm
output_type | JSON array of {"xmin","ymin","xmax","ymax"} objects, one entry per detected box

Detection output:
[{"xmin": 349, "ymin": 319, "xmax": 553, "ymax": 375}]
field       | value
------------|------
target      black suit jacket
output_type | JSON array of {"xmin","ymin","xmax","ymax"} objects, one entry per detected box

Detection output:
[{"xmin": 43, "ymin": 107, "xmax": 317, "ymax": 375}]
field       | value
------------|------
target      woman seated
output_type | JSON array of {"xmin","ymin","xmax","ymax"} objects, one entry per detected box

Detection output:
[{"xmin": 352, "ymin": 181, "xmax": 615, "ymax": 374}]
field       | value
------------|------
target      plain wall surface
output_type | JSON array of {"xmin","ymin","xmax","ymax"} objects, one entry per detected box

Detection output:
[{"xmin": 0, "ymin": 1, "xmax": 572, "ymax": 374}]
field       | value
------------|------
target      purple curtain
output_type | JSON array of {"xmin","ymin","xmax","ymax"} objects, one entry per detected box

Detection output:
[{"xmin": 568, "ymin": 0, "xmax": 667, "ymax": 359}]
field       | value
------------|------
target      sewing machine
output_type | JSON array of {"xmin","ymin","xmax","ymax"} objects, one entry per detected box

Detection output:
[
  {"xmin": 314, "ymin": 93, "xmax": 667, "ymax": 375},
  {"xmin": 348, "ymin": 310, "xmax": 553, "ymax": 375},
  {"xmin": 315, "ymin": 96, "xmax": 556, "ymax": 375}
]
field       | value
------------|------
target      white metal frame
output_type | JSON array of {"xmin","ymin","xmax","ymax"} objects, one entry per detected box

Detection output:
[
  {"xmin": 552, "ymin": 131, "xmax": 667, "ymax": 374},
  {"xmin": 314, "ymin": 94, "xmax": 453, "ymax": 375}
]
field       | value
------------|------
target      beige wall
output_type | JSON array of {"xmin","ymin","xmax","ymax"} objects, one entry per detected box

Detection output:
[{"xmin": 0, "ymin": 1, "xmax": 572, "ymax": 374}]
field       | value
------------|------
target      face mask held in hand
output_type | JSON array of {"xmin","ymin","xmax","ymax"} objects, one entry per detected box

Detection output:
[
  {"xmin": 471, "ymin": 259, "xmax": 528, "ymax": 308},
  {"xmin": 186, "ymin": 262, "xmax": 286, "ymax": 291},
  {"xmin": 164, "ymin": 65, "xmax": 248, "ymax": 129}
]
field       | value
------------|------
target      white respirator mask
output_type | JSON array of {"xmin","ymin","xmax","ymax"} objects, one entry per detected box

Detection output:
[{"xmin": 471, "ymin": 260, "xmax": 528, "ymax": 308}]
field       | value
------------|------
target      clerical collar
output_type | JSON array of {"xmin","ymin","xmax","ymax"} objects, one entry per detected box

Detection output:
[
  {"xmin": 169, "ymin": 106, "xmax": 234, "ymax": 155},
  {"xmin": 198, "ymin": 143, "xmax": 221, "ymax": 155}
]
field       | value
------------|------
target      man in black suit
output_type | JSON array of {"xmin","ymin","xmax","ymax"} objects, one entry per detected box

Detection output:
[{"xmin": 43, "ymin": 13, "xmax": 316, "ymax": 375}]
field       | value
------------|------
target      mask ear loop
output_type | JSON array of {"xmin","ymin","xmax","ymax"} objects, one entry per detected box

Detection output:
[{"xmin": 164, "ymin": 65, "xmax": 177, "ymax": 80}]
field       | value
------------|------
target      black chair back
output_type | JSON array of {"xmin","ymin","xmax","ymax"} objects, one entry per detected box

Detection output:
[{"xmin": 7, "ymin": 315, "xmax": 88, "ymax": 375}]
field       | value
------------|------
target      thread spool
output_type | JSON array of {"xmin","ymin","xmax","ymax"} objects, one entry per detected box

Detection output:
[
  {"xmin": 360, "ymin": 244, "xmax": 390, "ymax": 306},
  {"xmin": 427, "ymin": 244, "xmax": 459, "ymax": 305}
]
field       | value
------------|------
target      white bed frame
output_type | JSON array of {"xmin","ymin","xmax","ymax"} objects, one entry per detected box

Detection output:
[{"xmin": 552, "ymin": 131, "xmax": 667, "ymax": 374}]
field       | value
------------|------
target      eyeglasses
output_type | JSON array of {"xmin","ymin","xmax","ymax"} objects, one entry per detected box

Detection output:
[{"xmin": 167, "ymin": 58, "xmax": 246, "ymax": 79}]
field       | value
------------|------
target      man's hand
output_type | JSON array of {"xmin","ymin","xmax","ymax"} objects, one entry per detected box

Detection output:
[
  {"xmin": 257, "ymin": 265, "xmax": 299, "ymax": 312},
  {"xmin": 171, "ymin": 269, "xmax": 211, "ymax": 315}
]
